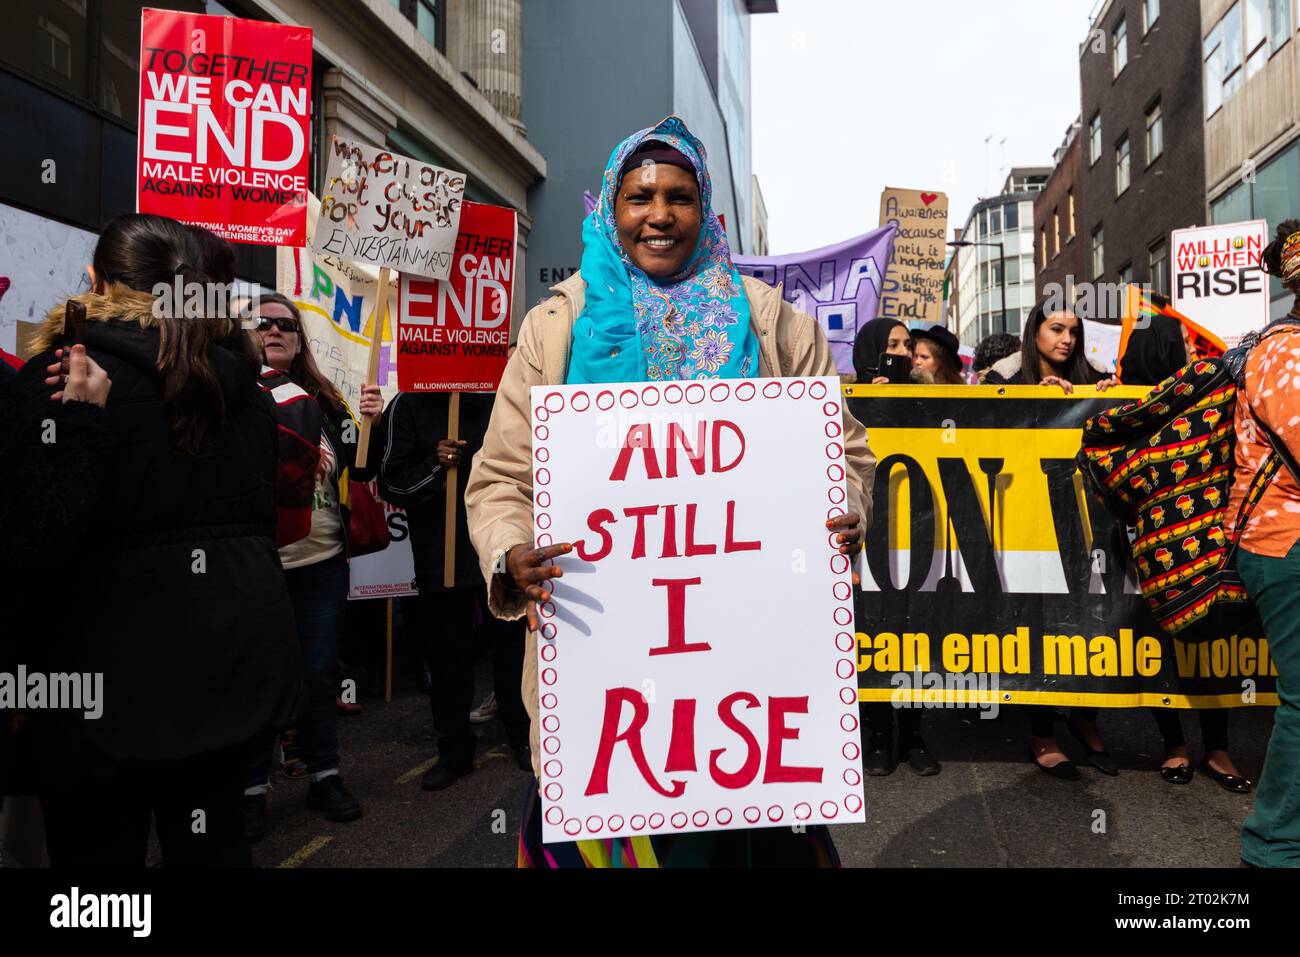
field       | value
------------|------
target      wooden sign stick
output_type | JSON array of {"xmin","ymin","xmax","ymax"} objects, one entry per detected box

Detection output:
[
  {"xmin": 355, "ymin": 265, "xmax": 391, "ymax": 470},
  {"xmin": 443, "ymin": 390, "xmax": 461, "ymax": 589}
]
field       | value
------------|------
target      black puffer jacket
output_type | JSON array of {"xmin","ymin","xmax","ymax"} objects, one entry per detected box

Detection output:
[
  {"xmin": 377, "ymin": 391, "xmax": 492, "ymax": 591},
  {"xmin": 18, "ymin": 286, "xmax": 302, "ymax": 763}
]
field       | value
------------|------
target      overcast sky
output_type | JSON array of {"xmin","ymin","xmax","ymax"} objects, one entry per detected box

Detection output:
[{"xmin": 751, "ymin": 0, "xmax": 1101, "ymax": 253}]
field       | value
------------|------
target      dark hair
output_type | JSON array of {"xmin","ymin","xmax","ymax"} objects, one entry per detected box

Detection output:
[
  {"xmin": 1019, "ymin": 298, "xmax": 1104, "ymax": 385},
  {"xmin": 973, "ymin": 332, "xmax": 1020, "ymax": 373},
  {"xmin": 187, "ymin": 224, "xmax": 237, "ymax": 285},
  {"xmin": 253, "ymin": 292, "xmax": 348, "ymax": 415},
  {"xmin": 1261, "ymin": 218, "xmax": 1300, "ymax": 287},
  {"xmin": 92, "ymin": 213, "xmax": 239, "ymax": 455}
]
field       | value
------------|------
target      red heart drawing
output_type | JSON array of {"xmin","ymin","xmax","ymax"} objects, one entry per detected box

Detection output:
[{"xmin": 920, "ymin": 192, "xmax": 939, "ymax": 207}]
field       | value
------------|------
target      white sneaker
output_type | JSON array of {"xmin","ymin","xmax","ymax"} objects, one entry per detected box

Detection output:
[{"xmin": 469, "ymin": 691, "xmax": 498, "ymax": 723}]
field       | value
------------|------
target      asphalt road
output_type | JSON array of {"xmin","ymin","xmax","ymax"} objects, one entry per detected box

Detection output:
[{"xmin": 249, "ymin": 664, "xmax": 1275, "ymax": 869}]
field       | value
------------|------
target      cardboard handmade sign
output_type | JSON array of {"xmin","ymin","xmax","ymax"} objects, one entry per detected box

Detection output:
[
  {"xmin": 314, "ymin": 137, "xmax": 466, "ymax": 280},
  {"xmin": 876, "ymin": 187, "xmax": 948, "ymax": 327},
  {"xmin": 396, "ymin": 201, "xmax": 517, "ymax": 391},
  {"xmin": 136, "ymin": 8, "xmax": 312, "ymax": 246},
  {"xmin": 532, "ymin": 377, "xmax": 865, "ymax": 843}
]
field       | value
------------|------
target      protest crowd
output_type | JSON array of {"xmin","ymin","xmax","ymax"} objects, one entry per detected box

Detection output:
[{"xmin": 2, "ymin": 103, "xmax": 1299, "ymax": 870}]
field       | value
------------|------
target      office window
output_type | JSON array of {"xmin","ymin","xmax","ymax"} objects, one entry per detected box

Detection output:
[
  {"xmin": 1118, "ymin": 261, "xmax": 1133, "ymax": 289},
  {"xmin": 1114, "ymin": 17, "xmax": 1128, "ymax": 76},
  {"xmin": 1149, "ymin": 241, "xmax": 1169, "ymax": 296},
  {"xmin": 1143, "ymin": 0, "xmax": 1160, "ymax": 33},
  {"xmin": 1089, "ymin": 113, "xmax": 1102, "ymax": 165},
  {"xmin": 1146, "ymin": 100, "xmax": 1163, "ymax": 164},
  {"xmin": 1270, "ymin": 0, "xmax": 1292, "ymax": 53},
  {"xmin": 1067, "ymin": 189, "xmax": 1076, "ymax": 238},
  {"xmin": 989, "ymin": 206, "xmax": 1002, "ymax": 235},
  {"xmin": 1205, "ymin": 21, "xmax": 1225, "ymax": 117},
  {"xmin": 1040, "ymin": 227, "xmax": 1048, "ymax": 268},
  {"xmin": 0, "ymin": 1, "xmax": 91, "ymax": 101},
  {"xmin": 1116, "ymin": 135, "xmax": 1131, "ymax": 195},
  {"xmin": 1004, "ymin": 202, "xmax": 1019, "ymax": 231},
  {"xmin": 1052, "ymin": 209, "xmax": 1061, "ymax": 257},
  {"xmin": 1091, "ymin": 226, "xmax": 1105, "ymax": 279},
  {"xmin": 1247, "ymin": 0, "xmax": 1268, "ymax": 76},
  {"xmin": 1223, "ymin": 2, "xmax": 1244, "ymax": 95}
]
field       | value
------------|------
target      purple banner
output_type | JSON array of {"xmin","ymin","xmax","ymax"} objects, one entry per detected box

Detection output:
[
  {"xmin": 734, "ymin": 225, "xmax": 897, "ymax": 374},
  {"xmin": 583, "ymin": 190, "xmax": 597, "ymax": 217}
]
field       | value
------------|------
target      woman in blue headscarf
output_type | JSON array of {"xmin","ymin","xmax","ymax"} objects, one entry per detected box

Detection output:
[{"xmin": 465, "ymin": 117, "xmax": 877, "ymax": 867}]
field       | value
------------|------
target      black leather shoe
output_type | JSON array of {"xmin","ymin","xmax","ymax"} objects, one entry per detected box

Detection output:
[
  {"xmin": 1067, "ymin": 722, "xmax": 1118, "ymax": 776},
  {"xmin": 862, "ymin": 733, "xmax": 894, "ymax": 776},
  {"xmin": 242, "ymin": 793, "xmax": 267, "ymax": 844},
  {"xmin": 1199, "ymin": 759, "xmax": 1252, "ymax": 793},
  {"xmin": 306, "ymin": 775, "xmax": 363, "ymax": 821},
  {"xmin": 901, "ymin": 737, "xmax": 941, "ymax": 776},
  {"xmin": 1160, "ymin": 763, "xmax": 1193, "ymax": 785},
  {"xmin": 422, "ymin": 759, "xmax": 473, "ymax": 791},
  {"xmin": 1030, "ymin": 749, "xmax": 1081, "ymax": 780}
]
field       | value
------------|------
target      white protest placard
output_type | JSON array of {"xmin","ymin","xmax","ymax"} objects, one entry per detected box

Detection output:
[
  {"xmin": 531, "ymin": 377, "xmax": 864, "ymax": 843},
  {"xmin": 1172, "ymin": 220, "xmax": 1269, "ymax": 348},
  {"xmin": 313, "ymin": 137, "xmax": 466, "ymax": 280}
]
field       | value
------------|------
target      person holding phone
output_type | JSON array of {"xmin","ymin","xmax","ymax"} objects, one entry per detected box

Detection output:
[
  {"xmin": 852, "ymin": 317, "xmax": 914, "ymax": 384},
  {"xmin": 464, "ymin": 116, "xmax": 876, "ymax": 867},
  {"xmin": 17, "ymin": 213, "xmax": 300, "ymax": 867}
]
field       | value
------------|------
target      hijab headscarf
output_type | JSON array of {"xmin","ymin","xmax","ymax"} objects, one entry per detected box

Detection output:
[
  {"xmin": 567, "ymin": 116, "xmax": 759, "ymax": 384},
  {"xmin": 852, "ymin": 318, "xmax": 909, "ymax": 381},
  {"xmin": 1116, "ymin": 314, "xmax": 1186, "ymax": 386}
]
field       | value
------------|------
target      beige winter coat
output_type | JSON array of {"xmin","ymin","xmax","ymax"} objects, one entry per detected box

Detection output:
[{"xmin": 464, "ymin": 271, "xmax": 877, "ymax": 776}]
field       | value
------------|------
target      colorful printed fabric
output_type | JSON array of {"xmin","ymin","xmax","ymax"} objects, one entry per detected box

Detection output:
[
  {"xmin": 257, "ymin": 365, "xmax": 323, "ymax": 548},
  {"xmin": 1227, "ymin": 325, "xmax": 1300, "ymax": 558},
  {"xmin": 567, "ymin": 115, "xmax": 759, "ymax": 385},
  {"xmin": 516, "ymin": 779, "xmax": 840, "ymax": 869}
]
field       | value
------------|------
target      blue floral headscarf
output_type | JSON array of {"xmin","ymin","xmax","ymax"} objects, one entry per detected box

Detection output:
[{"xmin": 567, "ymin": 116, "xmax": 759, "ymax": 384}]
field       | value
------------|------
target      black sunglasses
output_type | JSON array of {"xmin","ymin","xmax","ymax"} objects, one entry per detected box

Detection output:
[{"xmin": 255, "ymin": 316, "xmax": 300, "ymax": 334}]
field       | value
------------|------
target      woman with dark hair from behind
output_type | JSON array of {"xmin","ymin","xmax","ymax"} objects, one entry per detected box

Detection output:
[
  {"xmin": 1115, "ymin": 312, "xmax": 1249, "ymax": 792},
  {"xmin": 973, "ymin": 332, "xmax": 1020, "ymax": 383},
  {"xmin": 17, "ymin": 213, "xmax": 300, "ymax": 867},
  {"xmin": 1230, "ymin": 219, "xmax": 1300, "ymax": 865},
  {"xmin": 241, "ymin": 291, "xmax": 384, "ymax": 841}
]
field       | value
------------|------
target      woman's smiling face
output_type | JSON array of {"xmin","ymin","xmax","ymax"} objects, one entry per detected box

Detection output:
[{"xmin": 615, "ymin": 162, "xmax": 702, "ymax": 278}]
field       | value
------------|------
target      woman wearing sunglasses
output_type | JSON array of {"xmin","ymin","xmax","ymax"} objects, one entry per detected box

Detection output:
[{"xmin": 241, "ymin": 293, "xmax": 384, "ymax": 841}]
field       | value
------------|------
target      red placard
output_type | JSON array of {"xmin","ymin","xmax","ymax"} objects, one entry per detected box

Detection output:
[
  {"xmin": 396, "ymin": 201, "xmax": 517, "ymax": 392},
  {"xmin": 136, "ymin": 8, "xmax": 312, "ymax": 246}
]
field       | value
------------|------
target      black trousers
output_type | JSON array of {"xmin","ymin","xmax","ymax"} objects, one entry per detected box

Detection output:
[
  {"xmin": 39, "ymin": 742, "xmax": 251, "ymax": 868},
  {"xmin": 1150, "ymin": 707, "xmax": 1230, "ymax": 753},
  {"xmin": 861, "ymin": 702, "xmax": 924, "ymax": 740},
  {"xmin": 419, "ymin": 587, "xmax": 529, "ymax": 766},
  {"xmin": 1029, "ymin": 706, "xmax": 1097, "ymax": 738}
]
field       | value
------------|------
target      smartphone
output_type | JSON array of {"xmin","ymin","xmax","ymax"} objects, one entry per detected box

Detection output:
[
  {"xmin": 64, "ymin": 300, "xmax": 86, "ymax": 347},
  {"xmin": 878, "ymin": 352, "xmax": 912, "ymax": 384}
]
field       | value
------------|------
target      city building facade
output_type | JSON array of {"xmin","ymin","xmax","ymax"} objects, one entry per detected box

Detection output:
[
  {"xmin": 1078, "ymin": 0, "xmax": 1205, "ymax": 308},
  {"xmin": 948, "ymin": 168, "xmax": 1048, "ymax": 349},
  {"xmin": 1033, "ymin": 120, "xmax": 1086, "ymax": 304},
  {"xmin": 1201, "ymin": 0, "xmax": 1300, "ymax": 319},
  {"xmin": 0, "ymin": 0, "xmax": 545, "ymax": 354},
  {"xmin": 522, "ymin": 0, "xmax": 775, "ymax": 309}
]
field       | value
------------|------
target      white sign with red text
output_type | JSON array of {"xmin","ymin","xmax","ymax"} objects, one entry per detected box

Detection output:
[
  {"xmin": 1172, "ymin": 220, "xmax": 1269, "ymax": 348},
  {"xmin": 531, "ymin": 377, "xmax": 864, "ymax": 843}
]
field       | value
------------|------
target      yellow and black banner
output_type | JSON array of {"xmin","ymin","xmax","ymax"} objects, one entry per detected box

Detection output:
[{"xmin": 846, "ymin": 384, "xmax": 1278, "ymax": 709}]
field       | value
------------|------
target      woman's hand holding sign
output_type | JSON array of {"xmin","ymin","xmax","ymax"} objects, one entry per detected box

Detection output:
[
  {"xmin": 828, "ymin": 511, "xmax": 863, "ymax": 586},
  {"xmin": 507, "ymin": 541, "xmax": 573, "ymax": 631}
]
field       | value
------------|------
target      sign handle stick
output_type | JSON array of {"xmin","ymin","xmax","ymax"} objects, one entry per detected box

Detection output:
[
  {"xmin": 443, "ymin": 390, "xmax": 461, "ymax": 589},
  {"xmin": 384, "ymin": 597, "xmax": 393, "ymax": 704},
  {"xmin": 355, "ymin": 265, "xmax": 391, "ymax": 470}
]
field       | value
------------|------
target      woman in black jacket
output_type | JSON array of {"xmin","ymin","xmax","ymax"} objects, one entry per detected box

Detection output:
[
  {"xmin": 17, "ymin": 213, "xmax": 301, "ymax": 867},
  {"xmin": 377, "ymin": 390, "xmax": 531, "ymax": 789},
  {"xmin": 241, "ymin": 292, "xmax": 383, "ymax": 838}
]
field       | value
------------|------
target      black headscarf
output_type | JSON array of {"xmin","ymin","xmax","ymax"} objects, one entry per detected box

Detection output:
[
  {"xmin": 853, "ymin": 318, "xmax": 909, "ymax": 381},
  {"xmin": 1117, "ymin": 315, "xmax": 1185, "ymax": 386}
]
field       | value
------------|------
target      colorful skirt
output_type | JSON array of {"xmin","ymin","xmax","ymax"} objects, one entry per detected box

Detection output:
[{"xmin": 516, "ymin": 778, "xmax": 841, "ymax": 868}]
